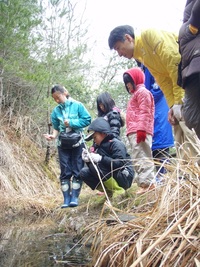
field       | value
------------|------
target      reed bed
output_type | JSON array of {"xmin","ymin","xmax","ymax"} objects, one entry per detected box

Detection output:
[
  {"xmin": 0, "ymin": 127, "xmax": 60, "ymax": 214},
  {"xmin": 83, "ymin": 154, "xmax": 200, "ymax": 267},
  {"xmin": 1, "ymin": 117, "xmax": 200, "ymax": 266}
]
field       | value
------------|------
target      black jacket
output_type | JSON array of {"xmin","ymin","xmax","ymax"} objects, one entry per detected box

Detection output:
[
  {"xmin": 178, "ymin": 0, "xmax": 200, "ymax": 88},
  {"xmin": 95, "ymin": 136, "xmax": 134, "ymax": 189},
  {"xmin": 106, "ymin": 110, "xmax": 124, "ymax": 139},
  {"xmin": 86, "ymin": 117, "xmax": 134, "ymax": 189}
]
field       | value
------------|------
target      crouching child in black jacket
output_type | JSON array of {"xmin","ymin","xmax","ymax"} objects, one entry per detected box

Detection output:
[{"xmin": 80, "ymin": 117, "xmax": 134, "ymax": 198}]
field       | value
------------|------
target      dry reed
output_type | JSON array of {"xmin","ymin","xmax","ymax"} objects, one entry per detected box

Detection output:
[
  {"xmin": 83, "ymin": 147, "xmax": 200, "ymax": 267},
  {"xmin": 1, "ymin": 116, "xmax": 200, "ymax": 266},
  {"xmin": 0, "ymin": 123, "xmax": 60, "ymax": 214}
]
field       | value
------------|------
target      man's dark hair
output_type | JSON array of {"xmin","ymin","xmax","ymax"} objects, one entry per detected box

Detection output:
[{"xmin": 108, "ymin": 25, "xmax": 135, "ymax": 49}]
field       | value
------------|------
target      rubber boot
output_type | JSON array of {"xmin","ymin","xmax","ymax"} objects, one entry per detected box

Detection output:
[
  {"xmin": 69, "ymin": 178, "xmax": 82, "ymax": 207},
  {"xmin": 103, "ymin": 177, "xmax": 125, "ymax": 198},
  {"xmin": 61, "ymin": 179, "xmax": 71, "ymax": 209}
]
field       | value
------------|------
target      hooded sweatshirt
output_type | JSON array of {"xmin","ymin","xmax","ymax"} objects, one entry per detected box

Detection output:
[{"xmin": 124, "ymin": 67, "xmax": 155, "ymax": 136}]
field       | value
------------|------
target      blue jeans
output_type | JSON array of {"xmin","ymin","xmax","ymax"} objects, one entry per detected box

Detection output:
[{"xmin": 58, "ymin": 143, "xmax": 84, "ymax": 182}]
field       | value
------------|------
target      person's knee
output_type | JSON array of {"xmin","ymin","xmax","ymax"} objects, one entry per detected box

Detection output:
[{"xmin": 79, "ymin": 167, "xmax": 89, "ymax": 180}]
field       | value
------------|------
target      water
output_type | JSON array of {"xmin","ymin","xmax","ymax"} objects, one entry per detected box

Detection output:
[{"xmin": 0, "ymin": 217, "xmax": 92, "ymax": 267}]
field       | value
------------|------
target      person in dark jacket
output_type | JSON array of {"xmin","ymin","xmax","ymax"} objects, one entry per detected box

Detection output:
[
  {"xmin": 96, "ymin": 92, "xmax": 125, "ymax": 139},
  {"xmin": 178, "ymin": 0, "xmax": 200, "ymax": 139},
  {"xmin": 80, "ymin": 117, "xmax": 134, "ymax": 198}
]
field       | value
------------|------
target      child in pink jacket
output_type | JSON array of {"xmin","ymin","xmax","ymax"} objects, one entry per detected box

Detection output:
[{"xmin": 123, "ymin": 67, "xmax": 156, "ymax": 194}]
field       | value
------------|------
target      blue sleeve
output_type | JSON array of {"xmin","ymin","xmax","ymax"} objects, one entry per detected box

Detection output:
[
  {"xmin": 144, "ymin": 68, "xmax": 155, "ymax": 90},
  {"xmin": 144, "ymin": 68, "xmax": 164, "ymax": 104},
  {"xmin": 51, "ymin": 108, "xmax": 60, "ymax": 131}
]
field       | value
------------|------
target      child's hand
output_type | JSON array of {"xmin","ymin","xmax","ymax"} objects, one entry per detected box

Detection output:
[
  {"xmin": 82, "ymin": 148, "xmax": 90, "ymax": 162},
  {"xmin": 43, "ymin": 134, "xmax": 55, "ymax": 141}
]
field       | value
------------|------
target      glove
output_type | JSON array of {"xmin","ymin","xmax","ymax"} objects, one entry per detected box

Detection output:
[
  {"xmin": 137, "ymin": 130, "xmax": 146, "ymax": 143},
  {"xmin": 82, "ymin": 148, "xmax": 90, "ymax": 162},
  {"xmin": 172, "ymin": 104, "xmax": 182, "ymax": 121},
  {"xmin": 90, "ymin": 152, "xmax": 102, "ymax": 163}
]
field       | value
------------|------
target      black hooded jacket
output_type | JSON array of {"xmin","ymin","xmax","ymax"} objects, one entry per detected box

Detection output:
[{"xmin": 87, "ymin": 117, "xmax": 134, "ymax": 188}]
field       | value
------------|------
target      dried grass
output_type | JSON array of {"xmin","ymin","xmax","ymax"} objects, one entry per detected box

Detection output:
[
  {"xmin": 83, "ymin": 152, "xmax": 200, "ymax": 267},
  {"xmin": 0, "ymin": 124, "xmax": 60, "ymax": 214},
  {"xmin": 1, "ymin": 116, "xmax": 200, "ymax": 266}
]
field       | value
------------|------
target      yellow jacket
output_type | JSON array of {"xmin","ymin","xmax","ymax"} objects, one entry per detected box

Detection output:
[{"xmin": 134, "ymin": 29, "xmax": 184, "ymax": 108}]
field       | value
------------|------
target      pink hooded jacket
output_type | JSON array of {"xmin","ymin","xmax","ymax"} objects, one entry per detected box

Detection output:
[{"xmin": 124, "ymin": 67, "xmax": 155, "ymax": 136}]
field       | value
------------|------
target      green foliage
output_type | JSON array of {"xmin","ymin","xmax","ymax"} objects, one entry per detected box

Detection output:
[
  {"xmin": 0, "ymin": 0, "xmax": 94, "ymax": 136},
  {"xmin": 0, "ymin": 0, "xmax": 137, "ymax": 148},
  {"xmin": 0, "ymin": 0, "xmax": 42, "ymax": 73}
]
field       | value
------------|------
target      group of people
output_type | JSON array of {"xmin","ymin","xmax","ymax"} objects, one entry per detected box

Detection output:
[
  {"xmin": 43, "ymin": 70, "xmax": 172, "ymax": 208},
  {"xmin": 44, "ymin": 0, "xmax": 200, "ymax": 208},
  {"xmin": 43, "ymin": 84, "xmax": 134, "ymax": 208}
]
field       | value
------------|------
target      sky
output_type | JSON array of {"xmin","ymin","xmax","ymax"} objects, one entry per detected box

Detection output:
[{"xmin": 78, "ymin": 0, "xmax": 186, "ymax": 66}]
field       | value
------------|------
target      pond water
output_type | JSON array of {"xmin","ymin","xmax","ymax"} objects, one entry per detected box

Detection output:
[{"xmin": 0, "ymin": 216, "xmax": 92, "ymax": 267}]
